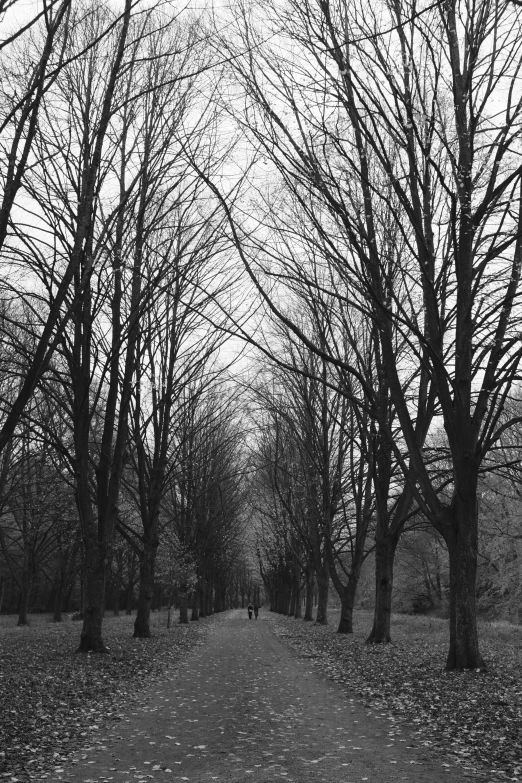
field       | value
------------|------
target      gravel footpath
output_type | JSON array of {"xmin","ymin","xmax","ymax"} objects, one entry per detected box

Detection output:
[{"xmin": 47, "ymin": 609, "xmax": 475, "ymax": 783}]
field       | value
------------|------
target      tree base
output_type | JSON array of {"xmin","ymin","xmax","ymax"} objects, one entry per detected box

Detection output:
[
  {"xmin": 133, "ymin": 624, "xmax": 151, "ymax": 638},
  {"xmin": 76, "ymin": 637, "xmax": 108, "ymax": 653},
  {"xmin": 445, "ymin": 652, "xmax": 487, "ymax": 671},
  {"xmin": 337, "ymin": 617, "xmax": 353, "ymax": 634},
  {"xmin": 366, "ymin": 633, "xmax": 392, "ymax": 644}
]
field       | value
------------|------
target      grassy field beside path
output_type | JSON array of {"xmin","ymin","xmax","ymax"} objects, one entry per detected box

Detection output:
[
  {"xmin": 268, "ymin": 609, "xmax": 522, "ymax": 781},
  {"xmin": 0, "ymin": 611, "xmax": 213, "ymax": 782}
]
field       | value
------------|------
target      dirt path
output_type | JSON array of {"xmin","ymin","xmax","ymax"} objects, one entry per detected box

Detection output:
[{"xmin": 51, "ymin": 610, "xmax": 473, "ymax": 783}]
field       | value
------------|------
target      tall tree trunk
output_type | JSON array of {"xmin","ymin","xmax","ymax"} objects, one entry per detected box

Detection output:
[
  {"xmin": 367, "ymin": 531, "xmax": 399, "ymax": 644},
  {"xmin": 206, "ymin": 581, "xmax": 213, "ymax": 615},
  {"xmin": 303, "ymin": 567, "xmax": 314, "ymax": 621},
  {"xmin": 78, "ymin": 536, "xmax": 107, "ymax": 652},
  {"xmin": 191, "ymin": 589, "xmax": 200, "ymax": 621},
  {"xmin": 126, "ymin": 581, "xmax": 133, "ymax": 615},
  {"xmin": 179, "ymin": 588, "xmax": 189, "ymax": 623},
  {"xmin": 337, "ymin": 574, "xmax": 359, "ymax": 634},
  {"xmin": 294, "ymin": 563, "xmax": 302, "ymax": 619},
  {"xmin": 315, "ymin": 559, "xmax": 329, "ymax": 625},
  {"xmin": 444, "ymin": 499, "xmax": 484, "ymax": 670},
  {"xmin": 134, "ymin": 539, "xmax": 157, "ymax": 638},
  {"xmin": 112, "ymin": 578, "xmax": 120, "ymax": 616},
  {"xmin": 17, "ymin": 568, "xmax": 32, "ymax": 626},
  {"xmin": 199, "ymin": 584, "xmax": 206, "ymax": 618},
  {"xmin": 53, "ymin": 583, "xmax": 64, "ymax": 622},
  {"xmin": 288, "ymin": 582, "xmax": 296, "ymax": 617}
]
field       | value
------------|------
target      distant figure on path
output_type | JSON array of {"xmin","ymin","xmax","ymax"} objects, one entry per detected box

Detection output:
[
  {"xmin": 247, "ymin": 603, "xmax": 253, "ymax": 619},
  {"xmin": 254, "ymin": 603, "xmax": 259, "ymax": 619}
]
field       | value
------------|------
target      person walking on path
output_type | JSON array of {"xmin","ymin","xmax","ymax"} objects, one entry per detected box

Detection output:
[
  {"xmin": 253, "ymin": 603, "xmax": 259, "ymax": 619},
  {"xmin": 247, "ymin": 602, "xmax": 253, "ymax": 619}
]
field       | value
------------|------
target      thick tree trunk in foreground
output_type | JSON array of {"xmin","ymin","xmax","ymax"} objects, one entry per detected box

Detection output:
[
  {"xmin": 444, "ymin": 496, "xmax": 485, "ymax": 670},
  {"xmin": 367, "ymin": 532, "xmax": 398, "ymax": 644},
  {"xmin": 78, "ymin": 540, "xmax": 107, "ymax": 652}
]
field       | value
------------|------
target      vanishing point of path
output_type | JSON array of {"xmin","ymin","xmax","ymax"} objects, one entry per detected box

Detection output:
[{"xmin": 54, "ymin": 610, "xmax": 469, "ymax": 783}]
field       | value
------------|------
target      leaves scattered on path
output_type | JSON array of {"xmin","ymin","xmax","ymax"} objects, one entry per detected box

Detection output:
[
  {"xmin": 269, "ymin": 612, "xmax": 522, "ymax": 781},
  {"xmin": 0, "ymin": 613, "xmax": 212, "ymax": 782}
]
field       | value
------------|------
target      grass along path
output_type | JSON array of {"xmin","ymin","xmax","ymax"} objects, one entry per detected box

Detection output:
[
  {"xmin": 0, "ymin": 610, "xmax": 213, "ymax": 782},
  {"xmin": 269, "ymin": 609, "xmax": 522, "ymax": 782},
  {"xmin": 10, "ymin": 608, "xmax": 486, "ymax": 783}
]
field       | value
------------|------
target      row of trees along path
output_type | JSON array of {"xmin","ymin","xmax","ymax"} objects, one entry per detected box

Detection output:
[{"xmin": 52, "ymin": 610, "xmax": 468, "ymax": 783}]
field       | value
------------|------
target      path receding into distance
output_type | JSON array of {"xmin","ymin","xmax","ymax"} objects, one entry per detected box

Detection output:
[{"xmin": 53, "ymin": 610, "xmax": 474, "ymax": 783}]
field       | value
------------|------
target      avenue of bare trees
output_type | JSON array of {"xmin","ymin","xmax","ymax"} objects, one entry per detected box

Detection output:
[
  {"xmin": 212, "ymin": 0, "xmax": 522, "ymax": 671},
  {"xmin": 1, "ymin": 0, "xmax": 522, "ymax": 674}
]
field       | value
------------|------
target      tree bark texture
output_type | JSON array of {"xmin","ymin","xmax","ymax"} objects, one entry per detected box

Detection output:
[
  {"xmin": 303, "ymin": 567, "xmax": 314, "ymax": 620},
  {"xmin": 134, "ymin": 541, "xmax": 157, "ymax": 638},
  {"xmin": 77, "ymin": 538, "xmax": 108, "ymax": 652},
  {"xmin": 315, "ymin": 559, "xmax": 329, "ymax": 625},
  {"xmin": 444, "ymin": 495, "xmax": 485, "ymax": 670},
  {"xmin": 17, "ymin": 568, "xmax": 32, "ymax": 626},
  {"xmin": 179, "ymin": 589, "xmax": 189, "ymax": 623},
  {"xmin": 367, "ymin": 532, "xmax": 399, "ymax": 644}
]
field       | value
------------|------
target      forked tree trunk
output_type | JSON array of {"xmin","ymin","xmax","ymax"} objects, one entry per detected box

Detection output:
[
  {"xmin": 134, "ymin": 540, "xmax": 157, "ymax": 638},
  {"xmin": 367, "ymin": 532, "xmax": 398, "ymax": 644}
]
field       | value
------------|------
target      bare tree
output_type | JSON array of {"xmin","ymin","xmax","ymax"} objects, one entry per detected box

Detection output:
[{"xmin": 214, "ymin": 0, "xmax": 522, "ymax": 670}]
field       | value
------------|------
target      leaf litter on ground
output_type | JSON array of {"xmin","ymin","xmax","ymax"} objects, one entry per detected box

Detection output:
[
  {"xmin": 269, "ymin": 610, "xmax": 522, "ymax": 782},
  {"xmin": 0, "ymin": 612, "xmax": 213, "ymax": 782}
]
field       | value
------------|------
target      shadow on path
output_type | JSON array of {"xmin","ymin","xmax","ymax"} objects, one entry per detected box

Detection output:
[{"xmin": 53, "ymin": 609, "xmax": 475, "ymax": 783}]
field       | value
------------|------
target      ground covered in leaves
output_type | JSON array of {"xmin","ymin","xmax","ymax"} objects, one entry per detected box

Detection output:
[
  {"xmin": 0, "ymin": 611, "xmax": 212, "ymax": 782},
  {"xmin": 269, "ymin": 610, "xmax": 522, "ymax": 782}
]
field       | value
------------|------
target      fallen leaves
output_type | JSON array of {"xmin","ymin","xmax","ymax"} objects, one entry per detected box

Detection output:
[
  {"xmin": 269, "ymin": 611, "xmax": 522, "ymax": 780},
  {"xmin": 0, "ymin": 612, "xmax": 212, "ymax": 781}
]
